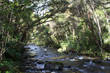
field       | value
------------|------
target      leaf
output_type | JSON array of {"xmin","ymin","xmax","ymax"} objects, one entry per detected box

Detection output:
[
  {"xmin": 15, "ymin": 3, "xmax": 19, "ymax": 6},
  {"xmin": 28, "ymin": 3, "xmax": 31, "ymax": 6}
]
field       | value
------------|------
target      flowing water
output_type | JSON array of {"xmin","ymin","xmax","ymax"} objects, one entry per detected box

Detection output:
[{"xmin": 22, "ymin": 44, "xmax": 110, "ymax": 73}]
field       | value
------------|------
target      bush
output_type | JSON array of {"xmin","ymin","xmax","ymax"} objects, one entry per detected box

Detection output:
[{"xmin": 0, "ymin": 41, "xmax": 26, "ymax": 72}]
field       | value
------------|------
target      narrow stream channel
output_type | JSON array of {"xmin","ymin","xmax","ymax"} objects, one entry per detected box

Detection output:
[{"xmin": 22, "ymin": 44, "xmax": 110, "ymax": 73}]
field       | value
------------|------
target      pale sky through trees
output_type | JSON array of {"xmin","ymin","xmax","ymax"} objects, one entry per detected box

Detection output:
[
  {"xmin": 8, "ymin": 0, "xmax": 49, "ymax": 16},
  {"xmin": 9, "ymin": 0, "xmax": 14, "ymax": 2}
]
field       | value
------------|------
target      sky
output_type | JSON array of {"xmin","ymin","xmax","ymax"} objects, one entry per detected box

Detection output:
[
  {"xmin": 8, "ymin": 0, "xmax": 49, "ymax": 16},
  {"xmin": 9, "ymin": 0, "xmax": 14, "ymax": 2}
]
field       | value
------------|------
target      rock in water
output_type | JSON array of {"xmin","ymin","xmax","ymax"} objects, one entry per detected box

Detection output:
[
  {"xmin": 37, "ymin": 64, "xmax": 45, "ymax": 69},
  {"xmin": 45, "ymin": 61, "xmax": 63, "ymax": 70}
]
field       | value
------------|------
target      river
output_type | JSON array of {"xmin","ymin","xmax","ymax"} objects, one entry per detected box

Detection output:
[{"xmin": 22, "ymin": 44, "xmax": 110, "ymax": 73}]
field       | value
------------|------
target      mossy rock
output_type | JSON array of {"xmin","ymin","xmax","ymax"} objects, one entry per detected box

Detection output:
[
  {"xmin": 93, "ymin": 60, "xmax": 102, "ymax": 64},
  {"xmin": 54, "ymin": 61, "xmax": 64, "ymax": 66},
  {"xmin": 37, "ymin": 60, "xmax": 44, "ymax": 64},
  {"xmin": 45, "ymin": 61, "xmax": 63, "ymax": 70}
]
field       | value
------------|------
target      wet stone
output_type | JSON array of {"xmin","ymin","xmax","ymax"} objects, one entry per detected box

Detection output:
[
  {"xmin": 37, "ymin": 60, "xmax": 45, "ymax": 64},
  {"xmin": 37, "ymin": 64, "xmax": 45, "ymax": 69},
  {"xmin": 27, "ymin": 58, "xmax": 38, "ymax": 62},
  {"xmin": 24, "ymin": 47, "xmax": 30, "ymax": 49},
  {"xmin": 45, "ymin": 61, "xmax": 63, "ymax": 70},
  {"xmin": 62, "ymin": 69, "xmax": 74, "ymax": 73},
  {"xmin": 29, "ymin": 55, "xmax": 36, "ymax": 57},
  {"xmin": 25, "ymin": 66, "xmax": 31, "ymax": 69},
  {"xmin": 70, "ymin": 68, "xmax": 82, "ymax": 73},
  {"xmin": 64, "ymin": 66, "xmax": 71, "ymax": 68}
]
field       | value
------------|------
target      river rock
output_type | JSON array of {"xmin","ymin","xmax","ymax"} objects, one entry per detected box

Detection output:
[
  {"xmin": 37, "ymin": 64, "xmax": 45, "ymax": 69},
  {"xmin": 93, "ymin": 60, "xmax": 102, "ymax": 64},
  {"xmin": 35, "ymin": 48, "xmax": 37, "ymax": 49},
  {"xmin": 24, "ymin": 46, "xmax": 30, "ymax": 49},
  {"xmin": 45, "ymin": 61, "xmax": 63, "ymax": 70},
  {"xmin": 70, "ymin": 68, "xmax": 82, "ymax": 73},
  {"xmin": 28, "ymin": 58, "xmax": 38, "ymax": 62},
  {"xmin": 37, "ymin": 60, "xmax": 45, "ymax": 64},
  {"xmin": 25, "ymin": 66, "xmax": 31, "ymax": 69},
  {"xmin": 36, "ymin": 60, "xmax": 45, "ymax": 69}
]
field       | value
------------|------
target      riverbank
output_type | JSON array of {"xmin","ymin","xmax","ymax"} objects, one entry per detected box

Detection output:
[{"xmin": 0, "ymin": 42, "xmax": 26, "ymax": 73}]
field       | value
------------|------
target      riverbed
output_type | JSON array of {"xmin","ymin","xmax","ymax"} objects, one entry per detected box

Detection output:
[{"xmin": 22, "ymin": 44, "xmax": 110, "ymax": 73}]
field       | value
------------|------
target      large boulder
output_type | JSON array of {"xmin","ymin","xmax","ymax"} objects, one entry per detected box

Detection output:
[
  {"xmin": 45, "ymin": 61, "xmax": 64, "ymax": 70},
  {"xmin": 36, "ymin": 60, "xmax": 45, "ymax": 70}
]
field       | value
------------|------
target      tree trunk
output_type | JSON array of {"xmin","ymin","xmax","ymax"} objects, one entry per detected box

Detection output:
[
  {"xmin": 20, "ymin": 32, "xmax": 27, "ymax": 42},
  {"xmin": 85, "ymin": 0, "xmax": 105, "ymax": 55}
]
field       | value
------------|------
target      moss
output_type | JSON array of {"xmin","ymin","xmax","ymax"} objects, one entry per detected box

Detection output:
[
  {"xmin": 45, "ymin": 61, "xmax": 64, "ymax": 70},
  {"xmin": 37, "ymin": 60, "xmax": 44, "ymax": 64},
  {"xmin": 45, "ymin": 61, "xmax": 63, "ymax": 66},
  {"xmin": 54, "ymin": 61, "xmax": 63, "ymax": 66}
]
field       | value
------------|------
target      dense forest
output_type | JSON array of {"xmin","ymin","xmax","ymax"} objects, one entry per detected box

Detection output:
[{"xmin": 0, "ymin": 0, "xmax": 110, "ymax": 72}]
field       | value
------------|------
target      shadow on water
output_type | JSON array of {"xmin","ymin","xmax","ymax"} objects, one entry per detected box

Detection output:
[{"xmin": 22, "ymin": 44, "xmax": 110, "ymax": 73}]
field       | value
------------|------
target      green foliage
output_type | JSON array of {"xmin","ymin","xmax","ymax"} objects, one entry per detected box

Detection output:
[
  {"xmin": 104, "ymin": 36, "xmax": 110, "ymax": 45},
  {"xmin": 0, "ymin": 58, "xmax": 21, "ymax": 73},
  {"xmin": 31, "ymin": 0, "xmax": 110, "ymax": 57},
  {"xmin": 0, "ymin": 1, "xmax": 110, "ymax": 73},
  {"xmin": 5, "ymin": 48, "xmax": 21, "ymax": 61},
  {"xmin": 0, "ymin": 41, "xmax": 25, "ymax": 72}
]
